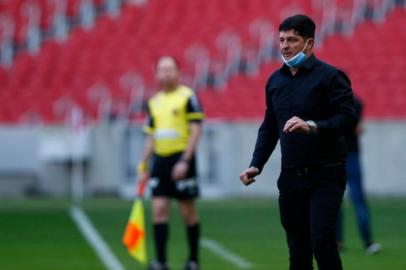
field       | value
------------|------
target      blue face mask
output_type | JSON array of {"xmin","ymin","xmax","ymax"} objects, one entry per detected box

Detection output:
[{"xmin": 281, "ymin": 40, "xmax": 310, "ymax": 68}]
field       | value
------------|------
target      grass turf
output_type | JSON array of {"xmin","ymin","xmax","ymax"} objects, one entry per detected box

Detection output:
[{"xmin": 0, "ymin": 197, "xmax": 405, "ymax": 269}]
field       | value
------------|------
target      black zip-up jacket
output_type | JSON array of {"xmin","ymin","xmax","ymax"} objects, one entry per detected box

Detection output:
[{"xmin": 250, "ymin": 54, "xmax": 356, "ymax": 172}]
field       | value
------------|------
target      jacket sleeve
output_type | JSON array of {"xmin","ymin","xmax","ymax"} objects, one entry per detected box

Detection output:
[
  {"xmin": 249, "ymin": 79, "xmax": 280, "ymax": 174},
  {"xmin": 315, "ymin": 70, "xmax": 357, "ymax": 135}
]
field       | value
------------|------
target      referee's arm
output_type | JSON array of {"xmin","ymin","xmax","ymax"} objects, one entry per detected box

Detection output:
[
  {"xmin": 182, "ymin": 122, "xmax": 202, "ymax": 161},
  {"xmin": 173, "ymin": 94, "xmax": 204, "ymax": 180},
  {"xmin": 182, "ymin": 93, "xmax": 204, "ymax": 161},
  {"xmin": 138, "ymin": 105, "xmax": 155, "ymax": 174}
]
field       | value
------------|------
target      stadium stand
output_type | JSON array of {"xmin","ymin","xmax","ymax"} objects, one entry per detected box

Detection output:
[
  {"xmin": 0, "ymin": 0, "xmax": 405, "ymax": 122},
  {"xmin": 202, "ymin": 6, "xmax": 406, "ymax": 119},
  {"xmin": 317, "ymin": 7, "xmax": 406, "ymax": 118}
]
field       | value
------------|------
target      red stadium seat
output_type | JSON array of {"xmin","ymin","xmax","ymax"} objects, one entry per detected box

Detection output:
[{"xmin": 0, "ymin": 1, "xmax": 405, "ymax": 122}]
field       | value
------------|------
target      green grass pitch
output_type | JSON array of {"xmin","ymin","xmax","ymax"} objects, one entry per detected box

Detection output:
[{"xmin": 1, "ymin": 197, "xmax": 405, "ymax": 269}]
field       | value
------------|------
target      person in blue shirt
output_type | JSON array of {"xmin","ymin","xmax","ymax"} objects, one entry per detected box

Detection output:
[{"xmin": 336, "ymin": 95, "xmax": 381, "ymax": 254}]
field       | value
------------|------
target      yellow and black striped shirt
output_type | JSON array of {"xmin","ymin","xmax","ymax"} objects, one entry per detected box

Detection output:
[{"xmin": 143, "ymin": 85, "xmax": 204, "ymax": 156}]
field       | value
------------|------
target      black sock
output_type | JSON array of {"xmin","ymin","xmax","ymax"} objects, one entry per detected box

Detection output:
[
  {"xmin": 186, "ymin": 223, "xmax": 200, "ymax": 263},
  {"xmin": 153, "ymin": 223, "xmax": 169, "ymax": 264}
]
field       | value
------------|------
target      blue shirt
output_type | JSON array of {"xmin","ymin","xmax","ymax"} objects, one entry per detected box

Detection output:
[{"xmin": 250, "ymin": 54, "xmax": 356, "ymax": 171}]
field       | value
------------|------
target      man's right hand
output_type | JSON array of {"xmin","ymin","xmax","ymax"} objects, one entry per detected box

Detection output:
[
  {"xmin": 239, "ymin": 167, "xmax": 260, "ymax": 186},
  {"xmin": 137, "ymin": 161, "xmax": 149, "ymax": 183}
]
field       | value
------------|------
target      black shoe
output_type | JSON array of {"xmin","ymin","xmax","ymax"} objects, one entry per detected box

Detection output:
[
  {"xmin": 147, "ymin": 261, "xmax": 169, "ymax": 270},
  {"xmin": 184, "ymin": 261, "xmax": 199, "ymax": 270}
]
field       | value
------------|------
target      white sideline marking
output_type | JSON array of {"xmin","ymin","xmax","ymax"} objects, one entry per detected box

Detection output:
[
  {"xmin": 69, "ymin": 206, "xmax": 125, "ymax": 270},
  {"xmin": 201, "ymin": 238, "xmax": 253, "ymax": 269}
]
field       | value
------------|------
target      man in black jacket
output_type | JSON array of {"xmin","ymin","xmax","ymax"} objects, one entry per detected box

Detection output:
[{"xmin": 240, "ymin": 15, "xmax": 356, "ymax": 270}]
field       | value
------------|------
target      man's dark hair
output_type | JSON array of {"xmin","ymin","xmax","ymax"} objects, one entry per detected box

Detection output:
[{"xmin": 279, "ymin": 14, "xmax": 316, "ymax": 39}]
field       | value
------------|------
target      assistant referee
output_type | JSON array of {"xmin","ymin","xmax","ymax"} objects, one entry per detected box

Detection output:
[
  {"xmin": 240, "ymin": 15, "xmax": 356, "ymax": 270},
  {"xmin": 138, "ymin": 56, "xmax": 204, "ymax": 270}
]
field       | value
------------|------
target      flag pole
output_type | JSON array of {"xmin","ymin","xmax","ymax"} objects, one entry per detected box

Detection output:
[{"xmin": 136, "ymin": 174, "xmax": 149, "ymax": 198}]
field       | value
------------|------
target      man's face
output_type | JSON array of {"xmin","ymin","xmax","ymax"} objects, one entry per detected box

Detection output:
[
  {"xmin": 279, "ymin": 30, "xmax": 311, "ymax": 60},
  {"xmin": 156, "ymin": 57, "xmax": 179, "ymax": 89}
]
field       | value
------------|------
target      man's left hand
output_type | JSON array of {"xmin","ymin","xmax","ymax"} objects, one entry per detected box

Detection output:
[
  {"xmin": 283, "ymin": 116, "xmax": 311, "ymax": 134},
  {"xmin": 172, "ymin": 160, "xmax": 189, "ymax": 181}
]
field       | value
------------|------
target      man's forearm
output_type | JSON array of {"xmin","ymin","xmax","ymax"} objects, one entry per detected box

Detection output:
[
  {"xmin": 249, "ymin": 108, "xmax": 279, "ymax": 173},
  {"xmin": 249, "ymin": 129, "xmax": 278, "ymax": 173},
  {"xmin": 182, "ymin": 122, "xmax": 202, "ymax": 161}
]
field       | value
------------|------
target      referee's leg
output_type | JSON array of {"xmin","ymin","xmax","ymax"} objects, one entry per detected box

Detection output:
[
  {"xmin": 152, "ymin": 197, "xmax": 171, "ymax": 265},
  {"xmin": 179, "ymin": 199, "xmax": 200, "ymax": 265}
]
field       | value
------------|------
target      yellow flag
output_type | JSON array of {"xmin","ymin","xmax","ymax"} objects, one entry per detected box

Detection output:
[{"xmin": 123, "ymin": 200, "xmax": 147, "ymax": 265}]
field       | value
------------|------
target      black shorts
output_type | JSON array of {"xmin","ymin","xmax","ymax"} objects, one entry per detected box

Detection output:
[{"xmin": 150, "ymin": 152, "xmax": 199, "ymax": 200}]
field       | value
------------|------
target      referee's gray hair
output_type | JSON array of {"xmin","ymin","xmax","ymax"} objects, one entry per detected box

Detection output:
[{"xmin": 155, "ymin": 55, "xmax": 180, "ymax": 70}]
